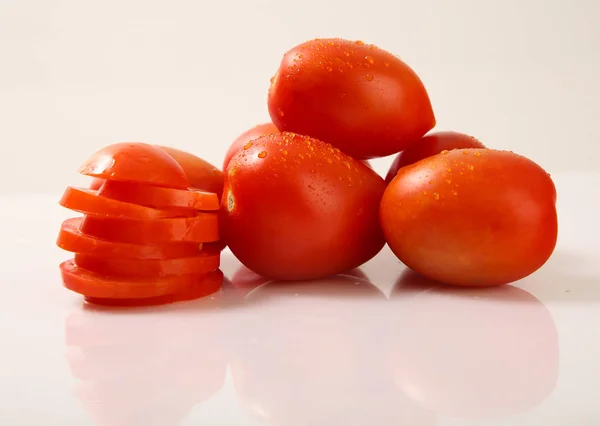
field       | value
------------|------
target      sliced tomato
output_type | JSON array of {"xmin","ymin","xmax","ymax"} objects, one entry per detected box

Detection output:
[
  {"xmin": 79, "ymin": 213, "xmax": 219, "ymax": 244},
  {"xmin": 57, "ymin": 217, "xmax": 204, "ymax": 259},
  {"xmin": 99, "ymin": 181, "xmax": 219, "ymax": 211},
  {"xmin": 60, "ymin": 259, "xmax": 221, "ymax": 299},
  {"xmin": 74, "ymin": 251, "xmax": 220, "ymax": 278},
  {"xmin": 83, "ymin": 270, "xmax": 223, "ymax": 306},
  {"xmin": 89, "ymin": 178, "xmax": 105, "ymax": 190},
  {"xmin": 59, "ymin": 186, "xmax": 191, "ymax": 219},
  {"xmin": 77, "ymin": 142, "xmax": 189, "ymax": 189}
]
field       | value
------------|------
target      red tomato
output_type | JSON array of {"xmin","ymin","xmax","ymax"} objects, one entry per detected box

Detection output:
[
  {"xmin": 60, "ymin": 259, "xmax": 222, "ymax": 299},
  {"xmin": 59, "ymin": 186, "xmax": 190, "ymax": 219},
  {"xmin": 268, "ymin": 38, "xmax": 435, "ymax": 159},
  {"xmin": 79, "ymin": 213, "xmax": 219, "ymax": 244},
  {"xmin": 385, "ymin": 131, "xmax": 485, "ymax": 183},
  {"xmin": 221, "ymin": 132, "xmax": 386, "ymax": 280},
  {"xmin": 158, "ymin": 146, "xmax": 224, "ymax": 198},
  {"xmin": 74, "ymin": 251, "xmax": 220, "ymax": 278},
  {"xmin": 223, "ymin": 122, "xmax": 279, "ymax": 170},
  {"xmin": 380, "ymin": 149, "xmax": 558, "ymax": 286},
  {"xmin": 57, "ymin": 217, "xmax": 204, "ymax": 259},
  {"xmin": 78, "ymin": 142, "xmax": 189, "ymax": 189},
  {"xmin": 98, "ymin": 181, "xmax": 219, "ymax": 211},
  {"xmin": 89, "ymin": 178, "xmax": 104, "ymax": 190}
]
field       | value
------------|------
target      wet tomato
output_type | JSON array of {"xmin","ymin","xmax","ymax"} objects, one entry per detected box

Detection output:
[
  {"xmin": 223, "ymin": 122, "xmax": 279, "ymax": 170},
  {"xmin": 385, "ymin": 131, "xmax": 485, "ymax": 183},
  {"xmin": 78, "ymin": 142, "xmax": 189, "ymax": 189},
  {"xmin": 268, "ymin": 38, "xmax": 435, "ymax": 159},
  {"xmin": 380, "ymin": 149, "xmax": 558, "ymax": 286},
  {"xmin": 221, "ymin": 132, "xmax": 386, "ymax": 280}
]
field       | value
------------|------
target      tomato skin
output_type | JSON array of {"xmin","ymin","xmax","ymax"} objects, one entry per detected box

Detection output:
[
  {"xmin": 223, "ymin": 122, "xmax": 279, "ymax": 170},
  {"xmin": 268, "ymin": 38, "xmax": 435, "ymax": 159},
  {"xmin": 158, "ymin": 146, "xmax": 224, "ymax": 199},
  {"xmin": 380, "ymin": 149, "xmax": 558, "ymax": 286},
  {"xmin": 385, "ymin": 131, "xmax": 485, "ymax": 183},
  {"xmin": 221, "ymin": 132, "xmax": 386, "ymax": 281},
  {"xmin": 78, "ymin": 142, "xmax": 189, "ymax": 189}
]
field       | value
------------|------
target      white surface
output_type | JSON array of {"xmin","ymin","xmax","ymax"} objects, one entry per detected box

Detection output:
[
  {"xmin": 1, "ymin": 0, "xmax": 599, "ymax": 195},
  {"xmin": 0, "ymin": 171, "xmax": 598, "ymax": 426}
]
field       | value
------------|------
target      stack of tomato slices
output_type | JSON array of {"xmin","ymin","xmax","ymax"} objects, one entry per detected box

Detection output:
[{"xmin": 56, "ymin": 142, "xmax": 224, "ymax": 306}]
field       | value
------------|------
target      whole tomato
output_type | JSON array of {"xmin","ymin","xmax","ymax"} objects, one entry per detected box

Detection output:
[
  {"xmin": 380, "ymin": 149, "xmax": 558, "ymax": 286},
  {"xmin": 385, "ymin": 131, "xmax": 485, "ymax": 183},
  {"xmin": 223, "ymin": 122, "xmax": 279, "ymax": 170},
  {"xmin": 221, "ymin": 132, "xmax": 386, "ymax": 280},
  {"xmin": 268, "ymin": 38, "xmax": 435, "ymax": 160}
]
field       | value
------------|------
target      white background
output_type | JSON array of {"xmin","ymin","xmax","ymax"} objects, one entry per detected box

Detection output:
[{"xmin": 1, "ymin": 0, "xmax": 598, "ymax": 195}]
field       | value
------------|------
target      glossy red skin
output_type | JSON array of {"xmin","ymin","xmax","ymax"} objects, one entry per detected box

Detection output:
[
  {"xmin": 268, "ymin": 38, "xmax": 435, "ymax": 159},
  {"xmin": 380, "ymin": 149, "xmax": 558, "ymax": 286},
  {"xmin": 158, "ymin": 146, "xmax": 224, "ymax": 199},
  {"xmin": 385, "ymin": 131, "xmax": 485, "ymax": 183},
  {"xmin": 221, "ymin": 132, "xmax": 386, "ymax": 281},
  {"xmin": 78, "ymin": 142, "xmax": 189, "ymax": 189},
  {"xmin": 223, "ymin": 122, "xmax": 279, "ymax": 170}
]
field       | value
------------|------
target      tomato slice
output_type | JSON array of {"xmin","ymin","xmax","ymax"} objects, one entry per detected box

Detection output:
[
  {"xmin": 59, "ymin": 186, "xmax": 191, "ymax": 219},
  {"xmin": 57, "ymin": 217, "xmax": 204, "ymax": 259},
  {"xmin": 77, "ymin": 142, "xmax": 189, "ymax": 189},
  {"xmin": 83, "ymin": 269, "xmax": 223, "ymax": 306},
  {"xmin": 74, "ymin": 251, "xmax": 220, "ymax": 278},
  {"xmin": 79, "ymin": 213, "xmax": 219, "ymax": 244},
  {"xmin": 99, "ymin": 181, "xmax": 219, "ymax": 211},
  {"xmin": 60, "ymin": 259, "xmax": 222, "ymax": 299}
]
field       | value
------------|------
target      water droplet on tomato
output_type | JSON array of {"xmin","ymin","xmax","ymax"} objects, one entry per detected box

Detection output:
[
  {"xmin": 280, "ymin": 149, "xmax": 288, "ymax": 155},
  {"xmin": 468, "ymin": 165, "xmax": 475, "ymax": 171},
  {"xmin": 447, "ymin": 168, "xmax": 452, "ymax": 172},
  {"xmin": 440, "ymin": 150, "xmax": 449, "ymax": 155},
  {"xmin": 243, "ymin": 142, "xmax": 253, "ymax": 150},
  {"xmin": 355, "ymin": 40, "xmax": 365, "ymax": 45},
  {"xmin": 423, "ymin": 191, "xmax": 428, "ymax": 195},
  {"xmin": 433, "ymin": 192, "xmax": 440, "ymax": 200},
  {"xmin": 429, "ymin": 180, "xmax": 434, "ymax": 184},
  {"xmin": 278, "ymin": 109, "xmax": 284, "ymax": 117},
  {"xmin": 384, "ymin": 61, "xmax": 390, "ymax": 67},
  {"xmin": 446, "ymin": 179, "xmax": 452, "ymax": 184},
  {"xmin": 365, "ymin": 74, "xmax": 374, "ymax": 81},
  {"xmin": 346, "ymin": 61, "xmax": 353, "ymax": 69},
  {"xmin": 452, "ymin": 190, "xmax": 458, "ymax": 196},
  {"xmin": 326, "ymin": 158, "xmax": 333, "ymax": 164},
  {"xmin": 326, "ymin": 66, "xmax": 333, "ymax": 72},
  {"xmin": 258, "ymin": 151, "xmax": 267, "ymax": 159},
  {"xmin": 365, "ymin": 56, "xmax": 374, "ymax": 64}
]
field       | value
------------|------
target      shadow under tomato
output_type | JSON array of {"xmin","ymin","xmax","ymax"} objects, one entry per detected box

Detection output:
[
  {"xmin": 64, "ymin": 303, "xmax": 228, "ymax": 426},
  {"xmin": 387, "ymin": 269, "xmax": 560, "ymax": 421},
  {"xmin": 226, "ymin": 268, "xmax": 437, "ymax": 426}
]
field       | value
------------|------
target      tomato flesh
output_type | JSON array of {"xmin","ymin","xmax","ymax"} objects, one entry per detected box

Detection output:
[
  {"xmin": 74, "ymin": 252, "xmax": 220, "ymax": 278},
  {"xmin": 59, "ymin": 186, "xmax": 190, "ymax": 219},
  {"xmin": 61, "ymin": 258, "xmax": 221, "ymax": 299},
  {"xmin": 79, "ymin": 213, "xmax": 219, "ymax": 244},
  {"xmin": 57, "ymin": 217, "xmax": 204, "ymax": 259},
  {"xmin": 78, "ymin": 142, "xmax": 189, "ymax": 189},
  {"xmin": 99, "ymin": 181, "xmax": 219, "ymax": 211}
]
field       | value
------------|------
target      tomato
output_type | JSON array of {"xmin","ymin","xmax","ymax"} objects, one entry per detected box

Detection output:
[
  {"xmin": 268, "ymin": 38, "xmax": 435, "ymax": 159},
  {"xmin": 385, "ymin": 131, "xmax": 485, "ymax": 183},
  {"xmin": 60, "ymin": 259, "xmax": 221, "ymax": 299},
  {"xmin": 78, "ymin": 142, "xmax": 189, "ymax": 189},
  {"xmin": 83, "ymin": 270, "xmax": 223, "ymax": 306},
  {"xmin": 74, "ymin": 251, "xmax": 220, "ymax": 278},
  {"xmin": 223, "ymin": 122, "xmax": 279, "ymax": 170},
  {"xmin": 380, "ymin": 149, "xmax": 558, "ymax": 286},
  {"xmin": 158, "ymin": 146, "xmax": 224, "ymax": 198},
  {"xmin": 89, "ymin": 178, "xmax": 104, "ymax": 190},
  {"xmin": 57, "ymin": 217, "xmax": 204, "ymax": 259},
  {"xmin": 221, "ymin": 132, "xmax": 386, "ymax": 280},
  {"xmin": 59, "ymin": 186, "xmax": 191, "ymax": 219},
  {"xmin": 98, "ymin": 180, "xmax": 219, "ymax": 211},
  {"xmin": 80, "ymin": 213, "xmax": 219, "ymax": 244}
]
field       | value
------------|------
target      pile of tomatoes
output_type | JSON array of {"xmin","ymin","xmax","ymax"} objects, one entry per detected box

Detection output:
[{"xmin": 57, "ymin": 37, "xmax": 558, "ymax": 306}]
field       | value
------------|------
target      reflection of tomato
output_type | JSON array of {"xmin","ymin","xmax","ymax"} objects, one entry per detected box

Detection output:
[
  {"xmin": 380, "ymin": 149, "xmax": 558, "ymax": 286},
  {"xmin": 223, "ymin": 122, "xmax": 279, "ymax": 169},
  {"xmin": 385, "ymin": 131, "xmax": 485, "ymax": 183},
  {"xmin": 388, "ymin": 269, "xmax": 559, "ymax": 420},
  {"xmin": 268, "ymin": 38, "xmax": 435, "ymax": 159},
  {"xmin": 221, "ymin": 132, "xmax": 386, "ymax": 280},
  {"xmin": 78, "ymin": 142, "xmax": 189, "ymax": 189},
  {"xmin": 157, "ymin": 146, "xmax": 224, "ymax": 198}
]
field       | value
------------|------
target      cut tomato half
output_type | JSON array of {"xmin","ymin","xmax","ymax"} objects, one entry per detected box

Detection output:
[
  {"xmin": 57, "ymin": 217, "xmax": 204, "ymax": 259},
  {"xmin": 83, "ymin": 270, "xmax": 223, "ymax": 306},
  {"xmin": 77, "ymin": 142, "xmax": 189, "ymax": 189},
  {"xmin": 99, "ymin": 181, "xmax": 219, "ymax": 211},
  {"xmin": 79, "ymin": 213, "xmax": 219, "ymax": 244},
  {"xmin": 61, "ymin": 259, "xmax": 222, "ymax": 299},
  {"xmin": 74, "ymin": 251, "xmax": 220, "ymax": 278},
  {"xmin": 59, "ymin": 186, "xmax": 190, "ymax": 219}
]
